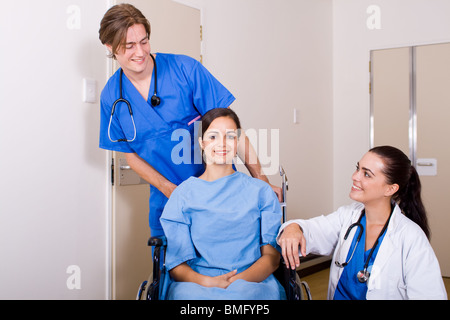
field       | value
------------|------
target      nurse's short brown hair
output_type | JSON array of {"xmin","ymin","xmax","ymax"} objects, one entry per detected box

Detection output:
[{"xmin": 99, "ymin": 3, "xmax": 151, "ymax": 59}]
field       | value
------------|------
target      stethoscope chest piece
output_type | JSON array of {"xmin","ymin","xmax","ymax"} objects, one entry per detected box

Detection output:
[
  {"xmin": 357, "ymin": 269, "xmax": 370, "ymax": 283},
  {"xmin": 151, "ymin": 94, "xmax": 161, "ymax": 107}
]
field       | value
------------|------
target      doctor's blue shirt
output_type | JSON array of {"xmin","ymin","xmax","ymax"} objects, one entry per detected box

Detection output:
[{"xmin": 334, "ymin": 214, "xmax": 387, "ymax": 300}]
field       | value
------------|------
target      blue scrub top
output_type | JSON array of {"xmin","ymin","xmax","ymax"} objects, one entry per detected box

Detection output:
[
  {"xmin": 334, "ymin": 214, "xmax": 387, "ymax": 300},
  {"xmin": 99, "ymin": 53, "xmax": 235, "ymax": 232}
]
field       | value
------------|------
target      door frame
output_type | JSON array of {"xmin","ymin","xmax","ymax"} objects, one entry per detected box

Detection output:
[{"xmin": 104, "ymin": 0, "xmax": 204, "ymax": 299}]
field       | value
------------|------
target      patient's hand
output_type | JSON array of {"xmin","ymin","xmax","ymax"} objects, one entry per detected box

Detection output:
[
  {"xmin": 170, "ymin": 263, "xmax": 237, "ymax": 289},
  {"xmin": 229, "ymin": 244, "xmax": 280, "ymax": 284},
  {"xmin": 206, "ymin": 269, "xmax": 237, "ymax": 289}
]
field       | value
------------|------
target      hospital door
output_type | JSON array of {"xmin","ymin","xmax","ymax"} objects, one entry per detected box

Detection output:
[
  {"xmin": 109, "ymin": 0, "xmax": 201, "ymax": 299},
  {"xmin": 371, "ymin": 43, "xmax": 450, "ymax": 276}
]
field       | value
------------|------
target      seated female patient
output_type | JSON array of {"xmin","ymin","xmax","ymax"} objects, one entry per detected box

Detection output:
[{"xmin": 160, "ymin": 108, "xmax": 285, "ymax": 300}]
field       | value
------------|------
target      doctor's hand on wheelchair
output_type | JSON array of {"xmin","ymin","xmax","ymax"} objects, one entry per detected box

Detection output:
[{"xmin": 279, "ymin": 224, "xmax": 307, "ymax": 270}]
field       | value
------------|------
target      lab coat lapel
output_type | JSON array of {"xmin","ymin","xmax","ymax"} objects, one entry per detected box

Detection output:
[{"xmin": 367, "ymin": 206, "xmax": 401, "ymax": 290}]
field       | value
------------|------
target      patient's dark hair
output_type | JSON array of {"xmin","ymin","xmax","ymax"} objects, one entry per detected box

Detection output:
[
  {"xmin": 200, "ymin": 108, "xmax": 241, "ymax": 139},
  {"xmin": 199, "ymin": 108, "xmax": 241, "ymax": 167},
  {"xmin": 370, "ymin": 145, "xmax": 430, "ymax": 239}
]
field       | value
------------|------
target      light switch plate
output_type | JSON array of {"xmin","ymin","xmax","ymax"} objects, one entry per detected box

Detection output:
[{"xmin": 82, "ymin": 78, "xmax": 97, "ymax": 103}]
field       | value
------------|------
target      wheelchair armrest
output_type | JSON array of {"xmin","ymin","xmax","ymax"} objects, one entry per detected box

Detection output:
[
  {"xmin": 280, "ymin": 259, "xmax": 298, "ymax": 283},
  {"xmin": 148, "ymin": 235, "xmax": 167, "ymax": 247},
  {"xmin": 146, "ymin": 235, "xmax": 167, "ymax": 300},
  {"xmin": 274, "ymin": 257, "xmax": 304, "ymax": 300}
]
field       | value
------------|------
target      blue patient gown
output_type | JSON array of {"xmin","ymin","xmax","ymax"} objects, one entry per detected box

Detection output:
[{"xmin": 160, "ymin": 172, "xmax": 286, "ymax": 300}]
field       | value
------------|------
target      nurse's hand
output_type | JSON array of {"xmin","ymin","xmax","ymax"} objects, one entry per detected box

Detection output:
[
  {"xmin": 270, "ymin": 184, "xmax": 283, "ymax": 202},
  {"xmin": 279, "ymin": 224, "xmax": 306, "ymax": 270},
  {"xmin": 163, "ymin": 181, "xmax": 177, "ymax": 198},
  {"xmin": 125, "ymin": 152, "xmax": 177, "ymax": 198}
]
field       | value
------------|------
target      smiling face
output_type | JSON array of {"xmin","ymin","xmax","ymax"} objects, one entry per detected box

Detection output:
[
  {"xmin": 199, "ymin": 116, "xmax": 239, "ymax": 166},
  {"xmin": 107, "ymin": 24, "xmax": 151, "ymax": 76},
  {"xmin": 349, "ymin": 151, "xmax": 399, "ymax": 206}
]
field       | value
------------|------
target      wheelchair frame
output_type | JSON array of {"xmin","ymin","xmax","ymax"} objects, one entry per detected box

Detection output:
[{"xmin": 137, "ymin": 166, "xmax": 311, "ymax": 300}]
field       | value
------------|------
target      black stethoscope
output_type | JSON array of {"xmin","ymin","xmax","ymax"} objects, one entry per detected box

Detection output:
[
  {"xmin": 108, "ymin": 53, "xmax": 161, "ymax": 143},
  {"xmin": 335, "ymin": 205, "xmax": 393, "ymax": 283}
]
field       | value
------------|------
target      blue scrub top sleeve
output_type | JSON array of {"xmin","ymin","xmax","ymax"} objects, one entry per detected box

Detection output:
[{"xmin": 188, "ymin": 59, "xmax": 235, "ymax": 115}]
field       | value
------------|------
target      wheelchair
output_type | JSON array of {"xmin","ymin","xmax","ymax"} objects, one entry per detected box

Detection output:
[{"xmin": 137, "ymin": 166, "xmax": 312, "ymax": 301}]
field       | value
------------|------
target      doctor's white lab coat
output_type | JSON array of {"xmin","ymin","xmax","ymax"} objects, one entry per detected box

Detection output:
[{"xmin": 278, "ymin": 202, "xmax": 447, "ymax": 300}]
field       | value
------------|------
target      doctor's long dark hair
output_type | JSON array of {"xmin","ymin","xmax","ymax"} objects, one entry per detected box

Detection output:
[{"xmin": 370, "ymin": 146, "xmax": 430, "ymax": 239}]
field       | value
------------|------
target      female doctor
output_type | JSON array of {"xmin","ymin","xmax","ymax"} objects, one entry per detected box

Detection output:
[
  {"xmin": 278, "ymin": 146, "xmax": 447, "ymax": 299},
  {"xmin": 98, "ymin": 4, "xmax": 281, "ymax": 237}
]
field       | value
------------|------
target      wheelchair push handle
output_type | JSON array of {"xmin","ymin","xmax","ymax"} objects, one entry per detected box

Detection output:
[
  {"xmin": 279, "ymin": 165, "xmax": 288, "ymax": 223},
  {"xmin": 148, "ymin": 236, "xmax": 167, "ymax": 247}
]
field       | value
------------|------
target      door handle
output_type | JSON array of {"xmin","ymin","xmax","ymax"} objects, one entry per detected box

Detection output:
[
  {"xmin": 416, "ymin": 158, "xmax": 437, "ymax": 176},
  {"xmin": 118, "ymin": 159, "xmax": 147, "ymax": 186},
  {"xmin": 417, "ymin": 162, "xmax": 434, "ymax": 166}
]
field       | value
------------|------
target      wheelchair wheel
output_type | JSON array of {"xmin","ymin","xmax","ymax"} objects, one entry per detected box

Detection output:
[
  {"xmin": 300, "ymin": 280, "xmax": 312, "ymax": 300},
  {"xmin": 136, "ymin": 280, "xmax": 147, "ymax": 300}
]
